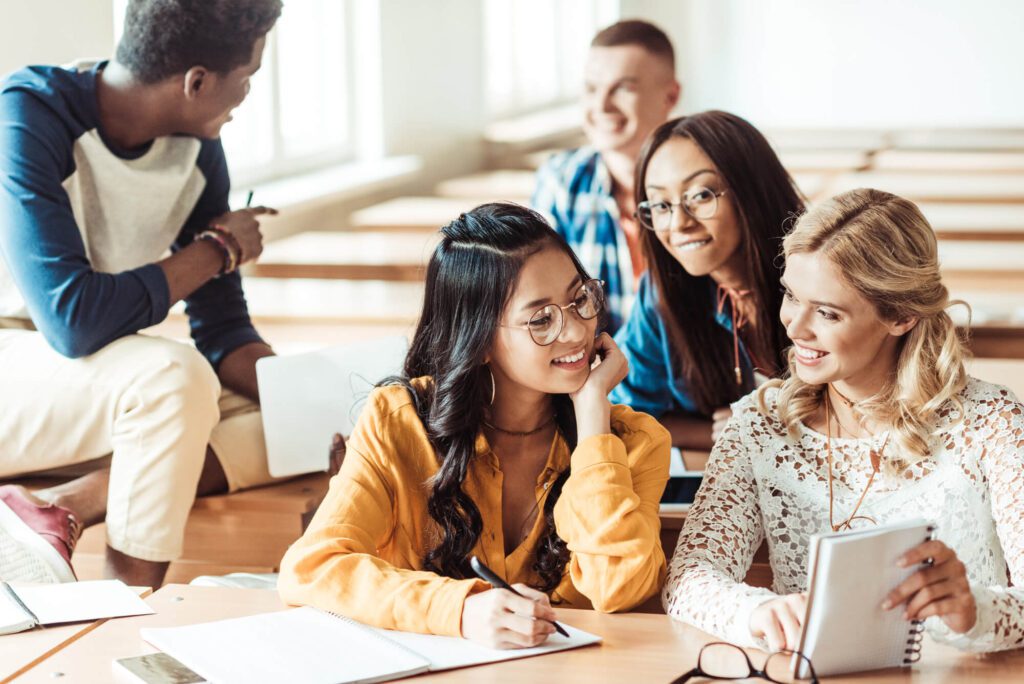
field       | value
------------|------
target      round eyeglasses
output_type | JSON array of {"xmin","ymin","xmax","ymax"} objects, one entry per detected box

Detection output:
[
  {"xmin": 501, "ymin": 279, "xmax": 605, "ymax": 346},
  {"xmin": 671, "ymin": 642, "xmax": 818, "ymax": 684},
  {"xmin": 635, "ymin": 186, "xmax": 728, "ymax": 231}
]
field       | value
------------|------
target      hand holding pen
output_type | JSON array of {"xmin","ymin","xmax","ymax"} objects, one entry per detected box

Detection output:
[
  {"xmin": 209, "ymin": 189, "xmax": 277, "ymax": 266},
  {"xmin": 459, "ymin": 555, "xmax": 568, "ymax": 650}
]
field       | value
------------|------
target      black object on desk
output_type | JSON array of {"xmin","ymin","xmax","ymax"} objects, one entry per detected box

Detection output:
[{"xmin": 660, "ymin": 474, "xmax": 704, "ymax": 505}]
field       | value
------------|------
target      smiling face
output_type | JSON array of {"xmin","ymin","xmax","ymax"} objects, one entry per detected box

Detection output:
[
  {"xmin": 643, "ymin": 136, "xmax": 744, "ymax": 279},
  {"xmin": 582, "ymin": 45, "xmax": 679, "ymax": 159},
  {"xmin": 184, "ymin": 35, "xmax": 265, "ymax": 139},
  {"xmin": 780, "ymin": 251, "xmax": 916, "ymax": 395},
  {"xmin": 489, "ymin": 243, "xmax": 599, "ymax": 399}
]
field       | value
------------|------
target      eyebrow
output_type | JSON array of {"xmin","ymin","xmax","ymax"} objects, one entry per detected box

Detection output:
[
  {"xmin": 780, "ymin": 280, "xmax": 850, "ymax": 313},
  {"xmin": 646, "ymin": 169, "xmax": 718, "ymax": 191},
  {"xmin": 520, "ymin": 274, "xmax": 583, "ymax": 312}
]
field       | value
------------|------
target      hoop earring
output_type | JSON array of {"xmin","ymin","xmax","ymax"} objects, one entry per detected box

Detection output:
[{"xmin": 487, "ymin": 365, "xmax": 495, "ymax": 406}]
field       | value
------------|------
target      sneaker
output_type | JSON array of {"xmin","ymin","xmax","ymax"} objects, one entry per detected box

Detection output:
[{"xmin": 0, "ymin": 485, "xmax": 80, "ymax": 583}]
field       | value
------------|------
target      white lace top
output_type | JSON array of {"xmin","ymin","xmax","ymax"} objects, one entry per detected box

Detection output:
[{"xmin": 663, "ymin": 377, "xmax": 1024, "ymax": 653}]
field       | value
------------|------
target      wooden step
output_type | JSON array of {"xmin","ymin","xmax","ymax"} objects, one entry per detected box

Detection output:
[
  {"xmin": 348, "ymin": 197, "xmax": 485, "ymax": 232},
  {"xmin": 827, "ymin": 172, "xmax": 1024, "ymax": 204},
  {"xmin": 246, "ymin": 231, "xmax": 439, "ymax": 281},
  {"xmin": 920, "ymin": 203, "xmax": 1024, "ymax": 241},
  {"xmin": 873, "ymin": 150, "xmax": 1024, "ymax": 174},
  {"xmin": 72, "ymin": 473, "xmax": 331, "ymax": 584},
  {"xmin": 765, "ymin": 128, "xmax": 888, "ymax": 152},
  {"xmin": 434, "ymin": 170, "xmax": 535, "ymax": 202},
  {"xmin": 778, "ymin": 149, "xmax": 871, "ymax": 173},
  {"xmin": 890, "ymin": 129, "xmax": 1024, "ymax": 152},
  {"xmin": 938, "ymin": 241, "xmax": 1024, "ymax": 291},
  {"xmin": 167, "ymin": 278, "xmax": 423, "ymax": 327}
]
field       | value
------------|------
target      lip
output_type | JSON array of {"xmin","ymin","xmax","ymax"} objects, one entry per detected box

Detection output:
[
  {"xmin": 551, "ymin": 346, "xmax": 589, "ymax": 371},
  {"xmin": 670, "ymin": 237, "xmax": 712, "ymax": 252},
  {"xmin": 793, "ymin": 343, "xmax": 829, "ymax": 367}
]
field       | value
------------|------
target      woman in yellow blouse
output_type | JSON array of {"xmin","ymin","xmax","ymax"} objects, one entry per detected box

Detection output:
[{"xmin": 279, "ymin": 203, "xmax": 670, "ymax": 649}]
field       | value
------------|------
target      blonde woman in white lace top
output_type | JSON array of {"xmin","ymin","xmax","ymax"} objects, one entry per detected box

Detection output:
[{"xmin": 663, "ymin": 188, "xmax": 1024, "ymax": 654}]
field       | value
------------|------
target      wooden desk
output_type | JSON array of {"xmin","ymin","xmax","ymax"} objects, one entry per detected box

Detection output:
[
  {"xmin": 0, "ymin": 587, "xmax": 150, "ymax": 684},
  {"xmin": 827, "ymin": 172, "xmax": 1024, "ymax": 204},
  {"xmin": 938, "ymin": 241, "xmax": 1024, "ymax": 291},
  {"xmin": 873, "ymin": 150, "xmax": 1024, "ymax": 174},
  {"xmin": 920, "ymin": 203, "xmax": 1024, "ymax": 241},
  {"xmin": 348, "ymin": 197, "xmax": 486, "ymax": 233},
  {"xmin": 14, "ymin": 584, "xmax": 1024, "ymax": 683},
  {"xmin": 765, "ymin": 129, "xmax": 888, "ymax": 152},
  {"xmin": 890, "ymin": 129, "xmax": 1024, "ymax": 152},
  {"xmin": 434, "ymin": 170, "xmax": 535, "ymax": 202},
  {"xmin": 245, "ymin": 231, "xmax": 439, "ymax": 281},
  {"xmin": 779, "ymin": 150, "xmax": 870, "ymax": 173}
]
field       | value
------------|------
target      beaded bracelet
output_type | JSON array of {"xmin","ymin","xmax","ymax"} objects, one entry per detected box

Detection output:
[
  {"xmin": 195, "ymin": 230, "xmax": 238, "ymax": 275},
  {"xmin": 208, "ymin": 223, "xmax": 244, "ymax": 263}
]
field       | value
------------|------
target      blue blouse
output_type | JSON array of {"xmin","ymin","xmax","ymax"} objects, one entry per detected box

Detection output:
[{"xmin": 610, "ymin": 273, "xmax": 757, "ymax": 418}]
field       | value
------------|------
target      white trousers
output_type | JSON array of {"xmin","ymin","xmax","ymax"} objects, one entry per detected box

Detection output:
[{"xmin": 0, "ymin": 329, "xmax": 277, "ymax": 562}]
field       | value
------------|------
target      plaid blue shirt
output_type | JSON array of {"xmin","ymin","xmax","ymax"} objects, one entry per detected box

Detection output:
[{"xmin": 531, "ymin": 147, "xmax": 637, "ymax": 335}]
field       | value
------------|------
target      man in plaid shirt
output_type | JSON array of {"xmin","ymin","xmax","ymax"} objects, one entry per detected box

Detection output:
[{"xmin": 532, "ymin": 20, "xmax": 680, "ymax": 333}]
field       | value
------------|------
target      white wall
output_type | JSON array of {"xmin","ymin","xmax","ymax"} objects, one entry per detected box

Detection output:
[
  {"xmin": 0, "ymin": 0, "xmax": 114, "ymax": 76},
  {"xmin": 646, "ymin": 0, "xmax": 1024, "ymax": 129}
]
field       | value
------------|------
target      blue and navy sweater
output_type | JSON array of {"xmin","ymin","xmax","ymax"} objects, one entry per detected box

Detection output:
[{"xmin": 0, "ymin": 61, "xmax": 262, "ymax": 366}]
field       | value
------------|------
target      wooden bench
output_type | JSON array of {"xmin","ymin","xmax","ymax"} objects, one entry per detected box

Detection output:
[
  {"xmin": 765, "ymin": 128, "xmax": 888, "ymax": 152},
  {"xmin": 245, "ymin": 231, "xmax": 438, "ymax": 281},
  {"xmin": 872, "ymin": 150, "xmax": 1024, "ymax": 174},
  {"xmin": 434, "ymin": 170, "xmax": 535, "ymax": 203},
  {"xmin": 827, "ymin": 172, "xmax": 1024, "ymax": 204}
]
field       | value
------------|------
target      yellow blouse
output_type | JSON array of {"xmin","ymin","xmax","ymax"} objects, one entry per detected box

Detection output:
[{"xmin": 278, "ymin": 382, "xmax": 670, "ymax": 637}]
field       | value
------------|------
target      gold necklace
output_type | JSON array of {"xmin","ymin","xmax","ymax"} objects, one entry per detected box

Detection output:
[{"xmin": 825, "ymin": 391, "xmax": 888, "ymax": 532}]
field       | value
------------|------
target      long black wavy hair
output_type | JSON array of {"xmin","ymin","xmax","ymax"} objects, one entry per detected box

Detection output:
[{"xmin": 386, "ymin": 202, "xmax": 590, "ymax": 593}]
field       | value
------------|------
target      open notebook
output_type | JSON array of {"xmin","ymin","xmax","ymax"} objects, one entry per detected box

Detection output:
[
  {"xmin": 0, "ymin": 580, "xmax": 154, "ymax": 635},
  {"xmin": 142, "ymin": 606, "xmax": 601, "ymax": 684},
  {"xmin": 797, "ymin": 519, "xmax": 936, "ymax": 677}
]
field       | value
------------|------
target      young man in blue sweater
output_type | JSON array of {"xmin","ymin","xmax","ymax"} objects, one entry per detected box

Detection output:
[{"xmin": 0, "ymin": 0, "xmax": 283, "ymax": 587}]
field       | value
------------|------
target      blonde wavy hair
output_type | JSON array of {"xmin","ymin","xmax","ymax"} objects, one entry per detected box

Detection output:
[{"xmin": 759, "ymin": 188, "xmax": 969, "ymax": 471}]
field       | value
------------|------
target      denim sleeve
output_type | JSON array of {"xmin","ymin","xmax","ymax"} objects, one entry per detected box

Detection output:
[
  {"xmin": 0, "ymin": 90, "xmax": 169, "ymax": 358},
  {"xmin": 609, "ymin": 275, "xmax": 680, "ymax": 417},
  {"xmin": 174, "ymin": 139, "xmax": 264, "ymax": 368}
]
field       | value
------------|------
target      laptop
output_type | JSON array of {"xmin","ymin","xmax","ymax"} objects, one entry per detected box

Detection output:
[{"xmin": 256, "ymin": 336, "xmax": 409, "ymax": 478}]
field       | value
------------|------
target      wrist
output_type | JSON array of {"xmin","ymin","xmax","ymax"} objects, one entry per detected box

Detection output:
[
  {"xmin": 195, "ymin": 229, "xmax": 239, "ymax": 275},
  {"xmin": 574, "ymin": 397, "xmax": 611, "ymax": 441}
]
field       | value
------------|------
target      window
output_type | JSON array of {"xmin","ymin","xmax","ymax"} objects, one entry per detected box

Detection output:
[
  {"xmin": 113, "ymin": 0, "xmax": 365, "ymax": 186},
  {"xmin": 484, "ymin": 0, "xmax": 619, "ymax": 119}
]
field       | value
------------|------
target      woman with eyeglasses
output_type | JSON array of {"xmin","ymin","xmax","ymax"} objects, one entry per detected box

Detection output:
[
  {"xmin": 665, "ymin": 189, "xmax": 1024, "ymax": 654},
  {"xmin": 278, "ymin": 203, "xmax": 670, "ymax": 648},
  {"xmin": 610, "ymin": 111, "xmax": 805, "ymax": 449}
]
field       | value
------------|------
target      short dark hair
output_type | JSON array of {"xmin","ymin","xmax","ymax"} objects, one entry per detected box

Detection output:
[
  {"xmin": 591, "ymin": 19, "xmax": 675, "ymax": 69},
  {"xmin": 116, "ymin": 0, "xmax": 283, "ymax": 83}
]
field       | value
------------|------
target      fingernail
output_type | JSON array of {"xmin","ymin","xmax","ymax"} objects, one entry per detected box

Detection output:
[
  {"xmin": 880, "ymin": 599, "xmax": 892, "ymax": 610},
  {"xmin": 896, "ymin": 557, "xmax": 908, "ymax": 568},
  {"xmin": 903, "ymin": 611, "xmax": 910, "ymax": 621}
]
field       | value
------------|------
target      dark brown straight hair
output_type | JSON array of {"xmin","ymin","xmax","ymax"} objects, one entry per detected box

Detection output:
[{"xmin": 635, "ymin": 111, "xmax": 805, "ymax": 415}]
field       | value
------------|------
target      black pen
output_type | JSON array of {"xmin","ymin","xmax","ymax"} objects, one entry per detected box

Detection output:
[{"xmin": 469, "ymin": 555, "xmax": 569, "ymax": 637}]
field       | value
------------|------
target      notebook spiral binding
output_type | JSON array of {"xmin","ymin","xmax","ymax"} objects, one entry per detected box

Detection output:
[{"xmin": 902, "ymin": 525, "xmax": 937, "ymax": 666}]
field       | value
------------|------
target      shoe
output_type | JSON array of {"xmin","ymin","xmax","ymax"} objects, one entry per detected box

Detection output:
[{"xmin": 0, "ymin": 485, "xmax": 80, "ymax": 583}]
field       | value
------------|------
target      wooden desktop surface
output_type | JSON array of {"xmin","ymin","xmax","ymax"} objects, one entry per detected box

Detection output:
[
  {"xmin": 0, "ymin": 586, "xmax": 151, "ymax": 684},
  {"xmin": 11, "ymin": 584, "xmax": 1024, "ymax": 683}
]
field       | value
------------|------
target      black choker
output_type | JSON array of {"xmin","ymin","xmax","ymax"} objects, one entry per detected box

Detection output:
[{"xmin": 482, "ymin": 415, "xmax": 555, "ymax": 437}]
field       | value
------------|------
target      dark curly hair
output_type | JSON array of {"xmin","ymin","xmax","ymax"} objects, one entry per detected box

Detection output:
[
  {"xmin": 116, "ymin": 0, "xmax": 283, "ymax": 83},
  {"xmin": 386, "ymin": 202, "xmax": 589, "ymax": 594}
]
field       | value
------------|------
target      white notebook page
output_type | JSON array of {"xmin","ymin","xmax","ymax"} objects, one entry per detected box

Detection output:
[{"xmin": 14, "ymin": 579, "xmax": 153, "ymax": 625}]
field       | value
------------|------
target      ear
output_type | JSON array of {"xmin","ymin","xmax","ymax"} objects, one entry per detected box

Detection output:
[
  {"xmin": 666, "ymin": 80, "xmax": 682, "ymax": 110},
  {"xmin": 887, "ymin": 315, "xmax": 918, "ymax": 338},
  {"xmin": 182, "ymin": 66, "xmax": 210, "ymax": 100}
]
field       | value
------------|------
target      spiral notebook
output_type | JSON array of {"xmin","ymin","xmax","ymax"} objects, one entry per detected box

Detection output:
[
  {"xmin": 796, "ymin": 519, "xmax": 936, "ymax": 677},
  {"xmin": 141, "ymin": 606, "xmax": 601, "ymax": 684}
]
